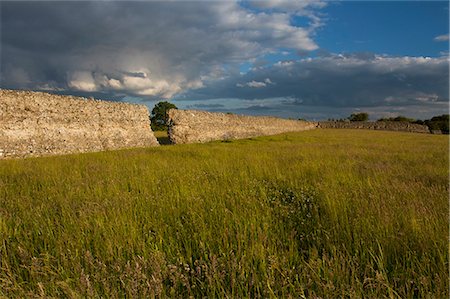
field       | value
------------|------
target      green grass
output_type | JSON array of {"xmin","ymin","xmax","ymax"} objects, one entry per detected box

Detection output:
[{"xmin": 0, "ymin": 129, "xmax": 448, "ymax": 298}]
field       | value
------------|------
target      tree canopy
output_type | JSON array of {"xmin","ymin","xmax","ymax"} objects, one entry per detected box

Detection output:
[
  {"xmin": 376, "ymin": 114, "xmax": 449, "ymax": 134},
  {"xmin": 377, "ymin": 116, "xmax": 415, "ymax": 122},
  {"xmin": 425, "ymin": 114, "xmax": 449, "ymax": 133},
  {"xmin": 348, "ymin": 112, "xmax": 369, "ymax": 122},
  {"xmin": 150, "ymin": 101, "xmax": 177, "ymax": 131}
]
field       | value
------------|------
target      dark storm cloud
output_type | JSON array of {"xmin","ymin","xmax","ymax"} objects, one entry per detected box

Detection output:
[
  {"xmin": 182, "ymin": 54, "xmax": 449, "ymax": 111},
  {"xmin": 0, "ymin": 1, "xmax": 320, "ymax": 99},
  {"xmin": 1, "ymin": 1, "xmax": 447, "ymax": 119},
  {"xmin": 186, "ymin": 103, "xmax": 225, "ymax": 109},
  {"xmin": 243, "ymin": 104, "xmax": 274, "ymax": 111}
]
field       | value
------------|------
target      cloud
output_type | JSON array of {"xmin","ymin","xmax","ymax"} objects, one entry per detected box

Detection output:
[
  {"xmin": 180, "ymin": 54, "xmax": 449, "ymax": 119},
  {"xmin": 248, "ymin": 0, "xmax": 327, "ymax": 29},
  {"xmin": 243, "ymin": 104, "xmax": 273, "ymax": 111},
  {"xmin": 249, "ymin": 0, "xmax": 326, "ymax": 12},
  {"xmin": 247, "ymin": 81, "xmax": 266, "ymax": 88},
  {"xmin": 186, "ymin": 103, "xmax": 225, "ymax": 109},
  {"xmin": 434, "ymin": 34, "xmax": 449, "ymax": 42},
  {"xmin": 2, "ymin": 1, "xmax": 446, "ymax": 120},
  {"xmin": 0, "ymin": 1, "xmax": 322, "ymax": 100},
  {"xmin": 237, "ymin": 78, "xmax": 274, "ymax": 88},
  {"xmin": 68, "ymin": 71, "xmax": 97, "ymax": 92}
]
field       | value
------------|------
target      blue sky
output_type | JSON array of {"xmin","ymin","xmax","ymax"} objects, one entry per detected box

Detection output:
[
  {"xmin": 315, "ymin": 1, "xmax": 448, "ymax": 57},
  {"xmin": 1, "ymin": 1, "xmax": 449, "ymax": 120},
  {"xmin": 237, "ymin": 1, "xmax": 448, "ymax": 73}
]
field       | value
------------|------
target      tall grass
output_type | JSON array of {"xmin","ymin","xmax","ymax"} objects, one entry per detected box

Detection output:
[{"xmin": 0, "ymin": 129, "xmax": 448, "ymax": 297}]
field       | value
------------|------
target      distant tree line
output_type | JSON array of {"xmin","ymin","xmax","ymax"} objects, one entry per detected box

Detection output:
[
  {"xmin": 327, "ymin": 113, "xmax": 449, "ymax": 134},
  {"xmin": 377, "ymin": 114, "xmax": 449, "ymax": 134},
  {"xmin": 377, "ymin": 116, "xmax": 415, "ymax": 123},
  {"xmin": 150, "ymin": 102, "xmax": 449, "ymax": 134},
  {"xmin": 418, "ymin": 115, "xmax": 449, "ymax": 134},
  {"xmin": 327, "ymin": 112, "xmax": 369, "ymax": 122}
]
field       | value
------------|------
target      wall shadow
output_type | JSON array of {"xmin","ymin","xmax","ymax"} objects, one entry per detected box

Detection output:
[{"xmin": 153, "ymin": 130, "xmax": 172, "ymax": 145}]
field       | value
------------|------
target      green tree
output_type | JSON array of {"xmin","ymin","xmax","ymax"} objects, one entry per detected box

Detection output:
[
  {"xmin": 425, "ymin": 114, "xmax": 449, "ymax": 134},
  {"xmin": 348, "ymin": 112, "xmax": 369, "ymax": 122},
  {"xmin": 150, "ymin": 101, "xmax": 177, "ymax": 131},
  {"xmin": 377, "ymin": 116, "xmax": 415, "ymax": 122}
]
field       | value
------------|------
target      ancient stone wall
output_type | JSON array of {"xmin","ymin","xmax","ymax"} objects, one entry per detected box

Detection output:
[
  {"xmin": 167, "ymin": 109, "xmax": 317, "ymax": 144},
  {"xmin": 317, "ymin": 121, "xmax": 430, "ymax": 133},
  {"xmin": 0, "ymin": 89, "xmax": 159, "ymax": 158}
]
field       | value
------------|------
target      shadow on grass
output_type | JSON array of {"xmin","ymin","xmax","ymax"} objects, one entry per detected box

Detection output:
[{"xmin": 153, "ymin": 130, "xmax": 172, "ymax": 145}]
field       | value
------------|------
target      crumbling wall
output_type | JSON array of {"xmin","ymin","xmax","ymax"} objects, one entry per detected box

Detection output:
[
  {"xmin": 317, "ymin": 121, "xmax": 430, "ymax": 133},
  {"xmin": 167, "ymin": 109, "xmax": 317, "ymax": 144},
  {"xmin": 0, "ymin": 89, "xmax": 159, "ymax": 158}
]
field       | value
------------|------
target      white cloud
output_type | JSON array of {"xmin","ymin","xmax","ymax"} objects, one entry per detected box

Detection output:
[
  {"xmin": 3, "ymin": 1, "xmax": 447, "ymax": 120},
  {"xmin": 237, "ymin": 78, "xmax": 274, "ymax": 88},
  {"xmin": 1, "ymin": 1, "xmax": 324, "ymax": 99},
  {"xmin": 434, "ymin": 34, "xmax": 449, "ymax": 42},
  {"xmin": 183, "ymin": 54, "xmax": 449, "ymax": 119},
  {"xmin": 107, "ymin": 78, "xmax": 122, "ymax": 90},
  {"xmin": 68, "ymin": 71, "xmax": 97, "ymax": 92},
  {"xmin": 249, "ymin": 0, "xmax": 326, "ymax": 11},
  {"xmin": 248, "ymin": 0, "xmax": 327, "ymax": 30},
  {"xmin": 414, "ymin": 93, "xmax": 439, "ymax": 103},
  {"xmin": 275, "ymin": 60, "xmax": 295, "ymax": 67},
  {"xmin": 247, "ymin": 81, "xmax": 267, "ymax": 88}
]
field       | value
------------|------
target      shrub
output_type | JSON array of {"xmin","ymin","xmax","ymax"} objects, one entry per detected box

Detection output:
[
  {"xmin": 348, "ymin": 112, "xmax": 369, "ymax": 122},
  {"xmin": 425, "ymin": 114, "xmax": 449, "ymax": 133},
  {"xmin": 150, "ymin": 101, "xmax": 177, "ymax": 131}
]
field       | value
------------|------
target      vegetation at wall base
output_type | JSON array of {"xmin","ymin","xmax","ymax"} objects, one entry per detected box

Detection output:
[
  {"xmin": 328, "ymin": 113, "xmax": 449, "ymax": 134},
  {"xmin": 0, "ymin": 129, "xmax": 448, "ymax": 297},
  {"xmin": 377, "ymin": 114, "xmax": 450, "ymax": 133},
  {"xmin": 424, "ymin": 114, "xmax": 449, "ymax": 134}
]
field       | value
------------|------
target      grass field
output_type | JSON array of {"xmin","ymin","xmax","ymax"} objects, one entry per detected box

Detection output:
[{"xmin": 0, "ymin": 129, "xmax": 448, "ymax": 298}]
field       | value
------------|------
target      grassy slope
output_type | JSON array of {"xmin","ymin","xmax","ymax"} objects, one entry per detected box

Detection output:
[{"xmin": 0, "ymin": 129, "xmax": 448, "ymax": 298}]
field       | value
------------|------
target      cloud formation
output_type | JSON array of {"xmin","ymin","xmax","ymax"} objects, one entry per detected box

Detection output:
[
  {"xmin": 434, "ymin": 34, "xmax": 449, "ymax": 42},
  {"xmin": 237, "ymin": 78, "xmax": 274, "ymax": 88},
  {"xmin": 179, "ymin": 54, "xmax": 449, "ymax": 119},
  {"xmin": 1, "ymin": 1, "xmax": 321, "ymax": 99},
  {"xmin": 1, "ymin": 1, "xmax": 448, "ymax": 119}
]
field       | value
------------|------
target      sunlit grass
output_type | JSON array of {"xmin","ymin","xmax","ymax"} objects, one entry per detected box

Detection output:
[{"xmin": 0, "ymin": 129, "xmax": 448, "ymax": 297}]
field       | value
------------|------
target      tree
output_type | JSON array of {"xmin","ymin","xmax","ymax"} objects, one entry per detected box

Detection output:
[
  {"xmin": 425, "ymin": 114, "xmax": 449, "ymax": 134},
  {"xmin": 150, "ymin": 101, "xmax": 177, "ymax": 131},
  {"xmin": 348, "ymin": 112, "xmax": 369, "ymax": 122},
  {"xmin": 377, "ymin": 116, "xmax": 415, "ymax": 122}
]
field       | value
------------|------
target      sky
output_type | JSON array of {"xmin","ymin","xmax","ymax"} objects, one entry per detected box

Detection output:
[{"xmin": 1, "ymin": 0, "xmax": 449, "ymax": 120}]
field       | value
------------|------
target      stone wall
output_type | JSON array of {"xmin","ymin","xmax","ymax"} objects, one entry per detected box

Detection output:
[
  {"xmin": 0, "ymin": 89, "xmax": 158, "ymax": 158},
  {"xmin": 317, "ymin": 121, "xmax": 430, "ymax": 133},
  {"xmin": 167, "ymin": 109, "xmax": 317, "ymax": 144}
]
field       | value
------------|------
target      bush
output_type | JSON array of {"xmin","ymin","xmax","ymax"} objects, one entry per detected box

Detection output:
[
  {"xmin": 377, "ymin": 116, "xmax": 415, "ymax": 122},
  {"xmin": 425, "ymin": 114, "xmax": 449, "ymax": 133},
  {"xmin": 150, "ymin": 101, "xmax": 177, "ymax": 131},
  {"xmin": 348, "ymin": 112, "xmax": 369, "ymax": 122}
]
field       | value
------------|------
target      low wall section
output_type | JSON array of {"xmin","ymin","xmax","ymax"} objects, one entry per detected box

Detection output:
[
  {"xmin": 0, "ymin": 89, "xmax": 158, "ymax": 158},
  {"xmin": 317, "ymin": 121, "xmax": 430, "ymax": 133},
  {"xmin": 167, "ymin": 109, "xmax": 317, "ymax": 144}
]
